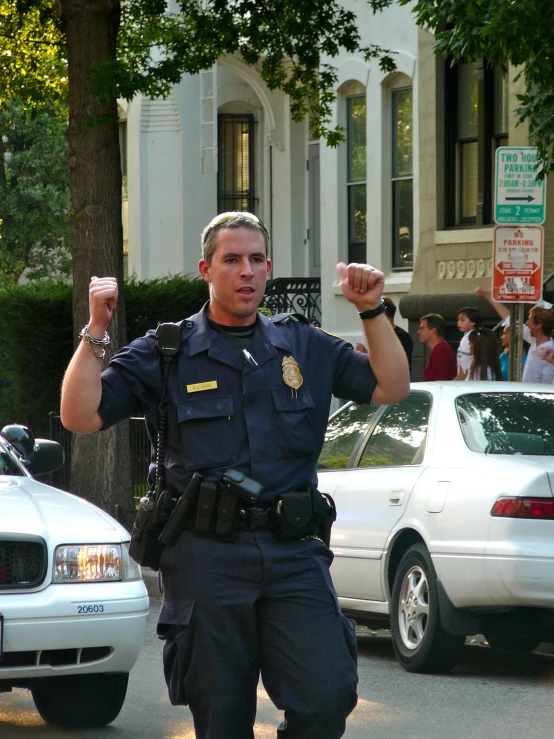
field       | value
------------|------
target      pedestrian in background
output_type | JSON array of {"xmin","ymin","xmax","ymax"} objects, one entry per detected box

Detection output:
[
  {"xmin": 60, "ymin": 211, "xmax": 410, "ymax": 739},
  {"xmin": 459, "ymin": 327, "xmax": 502, "ymax": 381},
  {"xmin": 383, "ymin": 297, "xmax": 413, "ymax": 372},
  {"xmin": 456, "ymin": 306, "xmax": 482, "ymax": 377},
  {"xmin": 498, "ymin": 324, "xmax": 527, "ymax": 380},
  {"xmin": 417, "ymin": 313, "xmax": 457, "ymax": 381},
  {"xmin": 475, "ymin": 286, "xmax": 554, "ymax": 384},
  {"xmin": 355, "ymin": 296, "xmax": 413, "ymax": 373}
]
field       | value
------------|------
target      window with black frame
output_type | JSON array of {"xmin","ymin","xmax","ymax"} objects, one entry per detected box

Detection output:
[
  {"xmin": 218, "ymin": 113, "xmax": 256, "ymax": 214},
  {"xmin": 392, "ymin": 87, "xmax": 413, "ymax": 269},
  {"xmin": 317, "ymin": 402, "xmax": 380, "ymax": 470},
  {"xmin": 445, "ymin": 61, "xmax": 509, "ymax": 227},
  {"xmin": 346, "ymin": 95, "xmax": 367, "ymax": 263},
  {"xmin": 358, "ymin": 392, "xmax": 432, "ymax": 468}
]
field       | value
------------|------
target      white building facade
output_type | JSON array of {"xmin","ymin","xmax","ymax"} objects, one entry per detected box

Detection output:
[{"xmin": 120, "ymin": 1, "xmax": 418, "ymax": 345}]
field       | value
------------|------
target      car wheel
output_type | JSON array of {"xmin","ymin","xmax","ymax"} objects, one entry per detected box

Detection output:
[
  {"xmin": 391, "ymin": 543, "xmax": 465, "ymax": 674},
  {"xmin": 31, "ymin": 672, "xmax": 129, "ymax": 728},
  {"xmin": 484, "ymin": 631, "xmax": 541, "ymax": 652}
]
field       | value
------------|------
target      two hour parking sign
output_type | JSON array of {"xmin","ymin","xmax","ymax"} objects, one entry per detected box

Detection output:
[{"xmin": 495, "ymin": 147, "xmax": 546, "ymax": 225}]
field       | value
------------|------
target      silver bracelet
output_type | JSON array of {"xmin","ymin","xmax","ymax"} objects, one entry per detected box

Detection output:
[
  {"xmin": 79, "ymin": 325, "xmax": 111, "ymax": 346},
  {"xmin": 86, "ymin": 343, "xmax": 106, "ymax": 360}
]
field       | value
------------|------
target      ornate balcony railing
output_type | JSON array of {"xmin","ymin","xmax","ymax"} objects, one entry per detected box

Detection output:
[{"xmin": 262, "ymin": 277, "xmax": 321, "ymax": 326}]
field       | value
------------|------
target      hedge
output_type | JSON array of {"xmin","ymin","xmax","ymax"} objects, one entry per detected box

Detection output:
[{"xmin": 0, "ymin": 275, "xmax": 209, "ymax": 436}]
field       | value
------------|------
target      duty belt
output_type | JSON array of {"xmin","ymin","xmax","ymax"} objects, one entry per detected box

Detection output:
[{"xmin": 238, "ymin": 505, "xmax": 272, "ymax": 531}]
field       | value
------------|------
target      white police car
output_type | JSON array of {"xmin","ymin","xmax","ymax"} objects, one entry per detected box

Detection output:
[{"xmin": 0, "ymin": 425, "xmax": 149, "ymax": 727}]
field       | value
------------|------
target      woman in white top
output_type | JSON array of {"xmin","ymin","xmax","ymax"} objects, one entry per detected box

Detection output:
[{"xmin": 464, "ymin": 327, "xmax": 502, "ymax": 381}]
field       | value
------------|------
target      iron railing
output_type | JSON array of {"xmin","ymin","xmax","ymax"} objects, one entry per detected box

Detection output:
[{"xmin": 262, "ymin": 277, "xmax": 322, "ymax": 326}]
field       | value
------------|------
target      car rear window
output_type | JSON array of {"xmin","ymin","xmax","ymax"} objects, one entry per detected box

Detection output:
[{"xmin": 457, "ymin": 392, "xmax": 554, "ymax": 455}]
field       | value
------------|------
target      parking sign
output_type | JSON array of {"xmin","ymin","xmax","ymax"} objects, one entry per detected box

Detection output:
[
  {"xmin": 492, "ymin": 226, "xmax": 544, "ymax": 302},
  {"xmin": 495, "ymin": 147, "xmax": 546, "ymax": 225}
]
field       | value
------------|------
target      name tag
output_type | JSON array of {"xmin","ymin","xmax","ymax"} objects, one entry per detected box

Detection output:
[{"xmin": 187, "ymin": 380, "xmax": 218, "ymax": 393}]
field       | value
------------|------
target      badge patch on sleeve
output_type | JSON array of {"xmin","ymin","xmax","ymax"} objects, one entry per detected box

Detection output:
[{"xmin": 187, "ymin": 380, "xmax": 218, "ymax": 393}]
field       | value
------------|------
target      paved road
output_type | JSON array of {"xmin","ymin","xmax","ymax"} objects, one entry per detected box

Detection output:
[{"xmin": 2, "ymin": 600, "xmax": 554, "ymax": 738}]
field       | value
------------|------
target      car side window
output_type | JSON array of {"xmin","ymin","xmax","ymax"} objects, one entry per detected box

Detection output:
[
  {"xmin": 358, "ymin": 392, "xmax": 432, "ymax": 468},
  {"xmin": 318, "ymin": 402, "xmax": 380, "ymax": 469}
]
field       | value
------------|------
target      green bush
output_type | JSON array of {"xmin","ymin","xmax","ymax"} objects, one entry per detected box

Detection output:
[{"xmin": 0, "ymin": 275, "xmax": 209, "ymax": 436}]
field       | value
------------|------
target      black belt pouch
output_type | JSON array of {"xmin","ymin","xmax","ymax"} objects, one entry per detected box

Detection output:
[
  {"xmin": 215, "ymin": 488, "xmax": 240, "ymax": 541},
  {"xmin": 314, "ymin": 491, "xmax": 337, "ymax": 547},
  {"xmin": 192, "ymin": 481, "xmax": 218, "ymax": 535},
  {"xmin": 271, "ymin": 491, "xmax": 318, "ymax": 540}
]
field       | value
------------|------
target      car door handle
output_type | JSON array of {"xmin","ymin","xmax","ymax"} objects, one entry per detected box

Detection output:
[{"xmin": 389, "ymin": 491, "xmax": 405, "ymax": 506}]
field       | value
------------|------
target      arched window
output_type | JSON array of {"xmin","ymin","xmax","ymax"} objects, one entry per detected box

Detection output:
[{"xmin": 218, "ymin": 113, "xmax": 256, "ymax": 213}]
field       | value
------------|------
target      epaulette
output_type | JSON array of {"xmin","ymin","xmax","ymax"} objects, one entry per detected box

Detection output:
[
  {"xmin": 270, "ymin": 312, "xmax": 310, "ymax": 325},
  {"xmin": 315, "ymin": 326, "xmax": 347, "ymax": 341}
]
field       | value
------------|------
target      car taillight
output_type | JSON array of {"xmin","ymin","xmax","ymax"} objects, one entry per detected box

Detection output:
[{"xmin": 491, "ymin": 497, "xmax": 554, "ymax": 519}]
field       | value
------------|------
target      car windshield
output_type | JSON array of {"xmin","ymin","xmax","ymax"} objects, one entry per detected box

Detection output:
[
  {"xmin": 457, "ymin": 392, "xmax": 554, "ymax": 455},
  {"xmin": 0, "ymin": 448, "xmax": 25, "ymax": 476}
]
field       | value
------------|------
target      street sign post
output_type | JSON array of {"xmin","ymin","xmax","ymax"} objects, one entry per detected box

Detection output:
[
  {"xmin": 495, "ymin": 147, "xmax": 546, "ymax": 225},
  {"xmin": 492, "ymin": 225, "xmax": 544, "ymax": 303}
]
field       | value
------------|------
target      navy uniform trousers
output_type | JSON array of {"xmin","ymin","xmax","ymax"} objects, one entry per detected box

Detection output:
[{"xmin": 158, "ymin": 529, "xmax": 358, "ymax": 739}]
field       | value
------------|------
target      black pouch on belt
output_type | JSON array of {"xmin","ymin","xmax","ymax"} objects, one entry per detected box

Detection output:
[
  {"xmin": 271, "ymin": 491, "xmax": 319, "ymax": 540},
  {"xmin": 192, "ymin": 481, "xmax": 218, "ymax": 536},
  {"xmin": 312, "ymin": 489, "xmax": 337, "ymax": 547},
  {"xmin": 215, "ymin": 488, "xmax": 240, "ymax": 541}
]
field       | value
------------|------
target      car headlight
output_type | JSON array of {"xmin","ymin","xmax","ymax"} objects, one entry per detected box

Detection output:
[{"xmin": 53, "ymin": 543, "xmax": 141, "ymax": 583}]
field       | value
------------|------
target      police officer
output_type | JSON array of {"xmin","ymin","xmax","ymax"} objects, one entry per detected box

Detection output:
[{"xmin": 61, "ymin": 212, "xmax": 410, "ymax": 739}]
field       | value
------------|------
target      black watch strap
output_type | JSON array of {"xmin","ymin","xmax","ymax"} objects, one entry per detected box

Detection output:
[{"xmin": 358, "ymin": 299, "xmax": 387, "ymax": 320}]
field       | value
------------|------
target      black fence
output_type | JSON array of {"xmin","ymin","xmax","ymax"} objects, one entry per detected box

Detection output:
[
  {"xmin": 48, "ymin": 413, "xmax": 150, "ymax": 504},
  {"xmin": 262, "ymin": 277, "xmax": 321, "ymax": 326}
]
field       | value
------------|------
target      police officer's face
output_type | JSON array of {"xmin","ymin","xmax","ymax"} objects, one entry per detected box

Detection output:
[{"xmin": 198, "ymin": 227, "xmax": 272, "ymax": 325}]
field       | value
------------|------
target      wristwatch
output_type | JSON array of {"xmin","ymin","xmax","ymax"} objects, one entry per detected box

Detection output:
[{"xmin": 358, "ymin": 299, "xmax": 387, "ymax": 320}]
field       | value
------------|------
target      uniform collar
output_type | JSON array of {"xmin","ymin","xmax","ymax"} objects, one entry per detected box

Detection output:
[{"xmin": 187, "ymin": 303, "xmax": 293, "ymax": 369}]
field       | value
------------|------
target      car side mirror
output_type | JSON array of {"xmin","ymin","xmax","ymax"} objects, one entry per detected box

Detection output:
[{"xmin": 28, "ymin": 439, "xmax": 65, "ymax": 476}]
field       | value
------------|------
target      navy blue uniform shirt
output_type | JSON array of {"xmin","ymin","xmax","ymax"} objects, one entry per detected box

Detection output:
[{"xmin": 98, "ymin": 305, "xmax": 376, "ymax": 501}]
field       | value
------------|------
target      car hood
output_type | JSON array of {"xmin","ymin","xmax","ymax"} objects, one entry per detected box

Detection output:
[{"xmin": 0, "ymin": 476, "xmax": 122, "ymax": 541}]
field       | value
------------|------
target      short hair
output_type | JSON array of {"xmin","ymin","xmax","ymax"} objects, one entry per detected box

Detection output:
[
  {"xmin": 382, "ymin": 296, "xmax": 396, "ymax": 318},
  {"xmin": 529, "ymin": 306, "xmax": 554, "ymax": 337},
  {"xmin": 421, "ymin": 313, "xmax": 447, "ymax": 338},
  {"xmin": 457, "ymin": 306, "xmax": 482, "ymax": 327},
  {"xmin": 201, "ymin": 212, "xmax": 270, "ymax": 263}
]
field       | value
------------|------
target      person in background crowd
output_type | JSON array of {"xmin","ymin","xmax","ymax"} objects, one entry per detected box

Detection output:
[
  {"xmin": 475, "ymin": 286, "xmax": 554, "ymax": 384},
  {"xmin": 456, "ymin": 306, "xmax": 482, "ymax": 377},
  {"xmin": 523, "ymin": 306, "xmax": 554, "ymax": 382},
  {"xmin": 458, "ymin": 327, "xmax": 502, "ymax": 381},
  {"xmin": 383, "ymin": 297, "xmax": 413, "ymax": 372},
  {"xmin": 355, "ymin": 296, "xmax": 413, "ymax": 373},
  {"xmin": 417, "ymin": 313, "xmax": 457, "ymax": 381},
  {"xmin": 499, "ymin": 324, "xmax": 527, "ymax": 381}
]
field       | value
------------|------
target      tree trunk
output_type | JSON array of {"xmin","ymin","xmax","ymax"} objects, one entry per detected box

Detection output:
[{"xmin": 59, "ymin": 0, "xmax": 135, "ymax": 529}]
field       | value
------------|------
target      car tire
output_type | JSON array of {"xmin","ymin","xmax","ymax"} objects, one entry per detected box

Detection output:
[
  {"xmin": 484, "ymin": 631, "xmax": 541, "ymax": 652},
  {"xmin": 31, "ymin": 672, "xmax": 129, "ymax": 728},
  {"xmin": 391, "ymin": 543, "xmax": 465, "ymax": 674}
]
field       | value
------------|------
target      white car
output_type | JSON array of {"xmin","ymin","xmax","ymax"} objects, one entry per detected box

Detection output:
[
  {"xmin": 0, "ymin": 425, "xmax": 149, "ymax": 727},
  {"xmin": 318, "ymin": 382, "xmax": 554, "ymax": 673}
]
